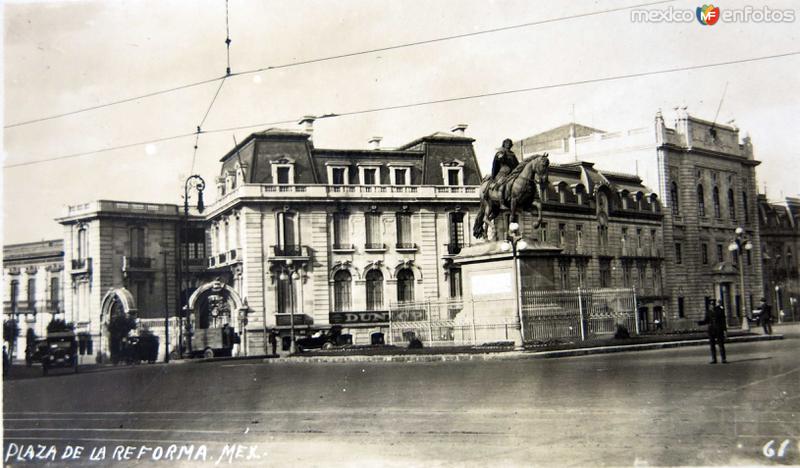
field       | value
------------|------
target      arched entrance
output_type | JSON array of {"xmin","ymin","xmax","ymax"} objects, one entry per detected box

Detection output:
[
  {"xmin": 186, "ymin": 279, "xmax": 247, "ymax": 356},
  {"xmin": 99, "ymin": 288, "xmax": 138, "ymax": 361}
]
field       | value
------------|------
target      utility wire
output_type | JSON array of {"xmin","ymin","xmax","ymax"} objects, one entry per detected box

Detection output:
[
  {"xmin": 4, "ymin": 0, "xmax": 673, "ymax": 129},
  {"xmin": 190, "ymin": 77, "xmax": 228, "ymax": 174},
  {"xmin": 4, "ymin": 50, "xmax": 799, "ymax": 169}
]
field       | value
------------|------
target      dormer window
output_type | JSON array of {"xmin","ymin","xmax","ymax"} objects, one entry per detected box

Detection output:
[
  {"xmin": 389, "ymin": 164, "xmax": 412, "ymax": 186},
  {"xmin": 326, "ymin": 163, "xmax": 350, "ymax": 186},
  {"xmin": 271, "ymin": 158, "xmax": 295, "ymax": 185},
  {"xmin": 358, "ymin": 163, "xmax": 381, "ymax": 186},
  {"xmin": 441, "ymin": 160, "xmax": 464, "ymax": 186}
]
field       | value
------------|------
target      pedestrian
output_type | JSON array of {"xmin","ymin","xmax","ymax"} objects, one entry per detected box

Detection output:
[
  {"xmin": 3, "ymin": 345, "xmax": 9, "ymax": 377},
  {"xmin": 269, "ymin": 330, "xmax": 277, "ymax": 356},
  {"xmin": 758, "ymin": 298, "xmax": 773, "ymax": 335},
  {"xmin": 697, "ymin": 298, "xmax": 727, "ymax": 364}
]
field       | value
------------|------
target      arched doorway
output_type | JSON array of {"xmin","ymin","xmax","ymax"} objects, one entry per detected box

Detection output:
[
  {"xmin": 99, "ymin": 288, "xmax": 138, "ymax": 362},
  {"xmin": 186, "ymin": 279, "xmax": 246, "ymax": 356}
]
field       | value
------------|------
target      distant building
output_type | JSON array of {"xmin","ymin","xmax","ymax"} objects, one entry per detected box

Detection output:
[
  {"xmin": 515, "ymin": 109, "xmax": 763, "ymax": 326},
  {"xmin": 2, "ymin": 240, "xmax": 64, "ymax": 359},
  {"xmin": 758, "ymin": 196, "xmax": 800, "ymax": 321}
]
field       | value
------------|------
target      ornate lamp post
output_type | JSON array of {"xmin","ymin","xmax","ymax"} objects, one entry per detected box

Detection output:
[
  {"xmin": 728, "ymin": 226, "xmax": 753, "ymax": 331},
  {"xmin": 278, "ymin": 259, "xmax": 303, "ymax": 354},
  {"xmin": 177, "ymin": 175, "xmax": 205, "ymax": 357},
  {"xmin": 500, "ymin": 222, "xmax": 528, "ymax": 347}
]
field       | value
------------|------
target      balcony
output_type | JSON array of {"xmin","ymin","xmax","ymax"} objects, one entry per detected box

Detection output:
[
  {"xmin": 332, "ymin": 243, "xmax": 355, "ymax": 253},
  {"xmin": 70, "ymin": 257, "xmax": 92, "ymax": 275},
  {"xmin": 395, "ymin": 243, "xmax": 417, "ymax": 252},
  {"xmin": 364, "ymin": 243, "xmax": 387, "ymax": 253},
  {"xmin": 272, "ymin": 245, "xmax": 310, "ymax": 259},
  {"xmin": 444, "ymin": 243, "xmax": 463, "ymax": 256},
  {"xmin": 207, "ymin": 249, "xmax": 241, "ymax": 269},
  {"xmin": 122, "ymin": 256, "xmax": 155, "ymax": 277}
]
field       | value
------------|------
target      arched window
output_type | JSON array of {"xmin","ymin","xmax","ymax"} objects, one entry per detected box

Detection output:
[
  {"xmin": 365, "ymin": 269, "xmax": 384, "ymax": 311},
  {"xmin": 712, "ymin": 187, "xmax": 721, "ymax": 218},
  {"xmin": 76, "ymin": 226, "xmax": 88, "ymax": 260},
  {"xmin": 743, "ymin": 191, "xmax": 749, "ymax": 223},
  {"xmin": 728, "ymin": 189, "xmax": 736, "ymax": 220},
  {"xmin": 670, "ymin": 182, "xmax": 680, "ymax": 215},
  {"xmin": 396, "ymin": 268, "xmax": 415, "ymax": 303},
  {"xmin": 333, "ymin": 270, "xmax": 352, "ymax": 312},
  {"xmin": 697, "ymin": 185, "xmax": 706, "ymax": 217}
]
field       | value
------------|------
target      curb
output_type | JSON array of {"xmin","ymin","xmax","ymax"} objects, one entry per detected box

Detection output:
[{"xmin": 257, "ymin": 334, "xmax": 784, "ymax": 364}]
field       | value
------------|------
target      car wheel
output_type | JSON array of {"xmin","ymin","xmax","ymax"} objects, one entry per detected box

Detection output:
[
  {"xmin": 203, "ymin": 348, "xmax": 215, "ymax": 359},
  {"xmin": 169, "ymin": 350, "xmax": 180, "ymax": 361},
  {"xmin": 322, "ymin": 342, "xmax": 334, "ymax": 350}
]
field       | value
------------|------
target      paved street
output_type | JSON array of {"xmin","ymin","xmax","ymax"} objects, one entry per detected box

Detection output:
[{"xmin": 4, "ymin": 330, "xmax": 800, "ymax": 467}]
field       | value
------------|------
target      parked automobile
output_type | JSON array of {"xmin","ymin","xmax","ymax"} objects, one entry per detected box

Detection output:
[
  {"xmin": 26, "ymin": 339, "xmax": 48, "ymax": 367},
  {"xmin": 296, "ymin": 325, "xmax": 347, "ymax": 352},
  {"xmin": 41, "ymin": 332, "xmax": 79, "ymax": 376}
]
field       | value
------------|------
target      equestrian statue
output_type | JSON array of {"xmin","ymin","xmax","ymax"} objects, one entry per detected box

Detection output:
[{"xmin": 472, "ymin": 138, "xmax": 550, "ymax": 239}]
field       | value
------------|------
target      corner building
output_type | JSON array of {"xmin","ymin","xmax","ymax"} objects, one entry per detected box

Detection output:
[
  {"xmin": 205, "ymin": 124, "xmax": 482, "ymax": 353},
  {"xmin": 516, "ymin": 109, "xmax": 763, "ymax": 327}
]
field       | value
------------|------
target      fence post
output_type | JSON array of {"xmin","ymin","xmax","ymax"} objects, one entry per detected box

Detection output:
[
  {"xmin": 633, "ymin": 287, "xmax": 640, "ymax": 335},
  {"xmin": 427, "ymin": 300, "xmax": 433, "ymax": 345},
  {"xmin": 388, "ymin": 304, "xmax": 393, "ymax": 346},
  {"xmin": 471, "ymin": 299, "xmax": 477, "ymax": 344},
  {"xmin": 577, "ymin": 287, "xmax": 586, "ymax": 341}
]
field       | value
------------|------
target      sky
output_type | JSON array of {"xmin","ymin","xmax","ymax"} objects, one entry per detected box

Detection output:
[{"xmin": 2, "ymin": 0, "xmax": 799, "ymax": 245}]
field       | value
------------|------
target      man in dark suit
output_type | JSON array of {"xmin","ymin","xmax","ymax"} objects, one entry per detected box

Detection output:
[
  {"xmin": 698, "ymin": 299, "xmax": 727, "ymax": 364},
  {"xmin": 758, "ymin": 298, "xmax": 773, "ymax": 335}
]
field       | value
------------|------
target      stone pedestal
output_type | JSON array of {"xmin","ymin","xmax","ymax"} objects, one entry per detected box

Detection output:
[{"xmin": 453, "ymin": 239, "xmax": 561, "ymax": 346}]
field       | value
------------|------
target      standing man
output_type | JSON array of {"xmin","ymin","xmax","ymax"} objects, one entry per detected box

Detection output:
[
  {"xmin": 698, "ymin": 299, "xmax": 728, "ymax": 364},
  {"xmin": 269, "ymin": 330, "xmax": 278, "ymax": 356},
  {"xmin": 758, "ymin": 298, "xmax": 773, "ymax": 335}
]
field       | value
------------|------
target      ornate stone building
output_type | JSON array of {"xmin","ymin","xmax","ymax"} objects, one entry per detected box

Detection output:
[
  {"xmin": 758, "ymin": 195, "xmax": 800, "ymax": 321},
  {"xmin": 516, "ymin": 110, "xmax": 763, "ymax": 327},
  {"xmin": 2, "ymin": 240, "xmax": 65, "ymax": 359}
]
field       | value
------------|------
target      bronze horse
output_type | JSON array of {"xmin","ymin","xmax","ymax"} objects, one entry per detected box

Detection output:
[{"xmin": 472, "ymin": 153, "xmax": 550, "ymax": 239}]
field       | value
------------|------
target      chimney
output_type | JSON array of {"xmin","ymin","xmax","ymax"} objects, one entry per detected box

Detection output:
[
  {"xmin": 451, "ymin": 124, "xmax": 468, "ymax": 136},
  {"xmin": 298, "ymin": 115, "xmax": 316, "ymax": 141},
  {"xmin": 368, "ymin": 136, "xmax": 382, "ymax": 150}
]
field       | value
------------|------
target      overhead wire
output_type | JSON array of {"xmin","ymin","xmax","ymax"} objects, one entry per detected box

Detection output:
[
  {"xmin": 4, "ymin": 50, "xmax": 799, "ymax": 169},
  {"xmin": 4, "ymin": 0, "xmax": 673, "ymax": 129}
]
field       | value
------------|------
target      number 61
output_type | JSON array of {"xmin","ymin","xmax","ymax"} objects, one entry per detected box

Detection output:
[{"xmin": 763, "ymin": 439, "xmax": 791, "ymax": 458}]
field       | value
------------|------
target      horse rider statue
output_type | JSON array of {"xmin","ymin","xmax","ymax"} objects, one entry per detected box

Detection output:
[{"xmin": 491, "ymin": 138, "xmax": 520, "ymax": 201}]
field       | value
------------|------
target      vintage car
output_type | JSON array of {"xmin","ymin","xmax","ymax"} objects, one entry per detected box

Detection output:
[
  {"xmin": 25, "ymin": 339, "xmax": 48, "ymax": 367},
  {"xmin": 295, "ymin": 325, "xmax": 349, "ymax": 352},
  {"xmin": 41, "ymin": 332, "xmax": 79, "ymax": 376}
]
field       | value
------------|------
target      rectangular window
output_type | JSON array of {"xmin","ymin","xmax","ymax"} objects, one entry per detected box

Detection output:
[
  {"xmin": 396, "ymin": 213, "xmax": 413, "ymax": 247},
  {"xmin": 130, "ymin": 227, "xmax": 145, "ymax": 258},
  {"xmin": 650, "ymin": 229, "xmax": 657, "ymax": 256},
  {"xmin": 747, "ymin": 248, "xmax": 752, "ymax": 265},
  {"xmin": 621, "ymin": 228, "xmax": 629, "ymax": 254},
  {"xmin": 363, "ymin": 168, "xmax": 378, "ymax": 185},
  {"xmin": 622, "ymin": 263, "xmax": 632, "ymax": 287},
  {"xmin": 678, "ymin": 297, "xmax": 685, "ymax": 318},
  {"xmin": 279, "ymin": 212, "xmax": 296, "ymax": 248},
  {"xmin": 559, "ymin": 263, "xmax": 570, "ymax": 289},
  {"xmin": 447, "ymin": 169, "xmax": 460, "ymax": 186},
  {"xmin": 185, "ymin": 228, "xmax": 206, "ymax": 260},
  {"xmin": 276, "ymin": 167, "xmax": 290, "ymax": 184},
  {"xmin": 577, "ymin": 262, "xmax": 586, "ymax": 287},
  {"xmin": 332, "ymin": 168, "xmax": 346, "ymax": 185},
  {"xmin": 394, "ymin": 168, "xmax": 407, "ymax": 186},
  {"xmin": 10, "ymin": 281, "xmax": 19, "ymax": 310},
  {"xmin": 448, "ymin": 212, "xmax": 465, "ymax": 254},
  {"xmin": 449, "ymin": 268, "xmax": 463, "ymax": 298},
  {"xmin": 576, "ymin": 225, "xmax": 583, "ymax": 250},
  {"xmin": 50, "ymin": 277, "xmax": 60, "ymax": 310},
  {"xmin": 636, "ymin": 228, "xmax": 642, "ymax": 249},
  {"xmin": 365, "ymin": 213, "xmax": 382, "ymax": 246},
  {"xmin": 599, "ymin": 259, "xmax": 611, "ymax": 288},
  {"xmin": 333, "ymin": 213, "xmax": 350, "ymax": 247},
  {"xmin": 558, "ymin": 224, "xmax": 566, "ymax": 247},
  {"xmin": 27, "ymin": 278, "xmax": 36, "ymax": 307},
  {"xmin": 716, "ymin": 244, "xmax": 724, "ymax": 263},
  {"xmin": 675, "ymin": 243, "xmax": 682, "ymax": 264},
  {"xmin": 701, "ymin": 243, "xmax": 708, "ymax": 264},
  {"xmin": 77, "ymin": 228, "xmax": 88, "ymax": 260},
  {"xmin": 539, "ymin": 222, "xmax": 548, "ymax": 243}
]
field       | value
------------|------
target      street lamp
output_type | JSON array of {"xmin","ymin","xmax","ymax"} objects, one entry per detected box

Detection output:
[
  {"xmin": 500, "ymin": 222, "xmax": 528, "ymax": 347},
  {"xmin": 177, "ymin": 175, "xmax": 205, "ymax": 358},
  {"xmin": 774, "ymin": 284, "xmax": 782, "ymax": 323},
  {"xmin": 278, "ymin": 260, "xmax": 303, "ymax": 354},
  {"xmin": 728, "ymin": 226, "xmax": 753, "ymax": 331}
]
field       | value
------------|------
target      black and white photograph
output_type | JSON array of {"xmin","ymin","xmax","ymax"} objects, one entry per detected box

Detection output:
[{"xmin": 2, "ymin": 0, "xmax": 799, "ymax": 466}]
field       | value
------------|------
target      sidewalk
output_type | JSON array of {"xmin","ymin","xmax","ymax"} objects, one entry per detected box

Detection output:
[{"xmin": 258, "ymin": 332, "xmax": 784, "ymax": 364}]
